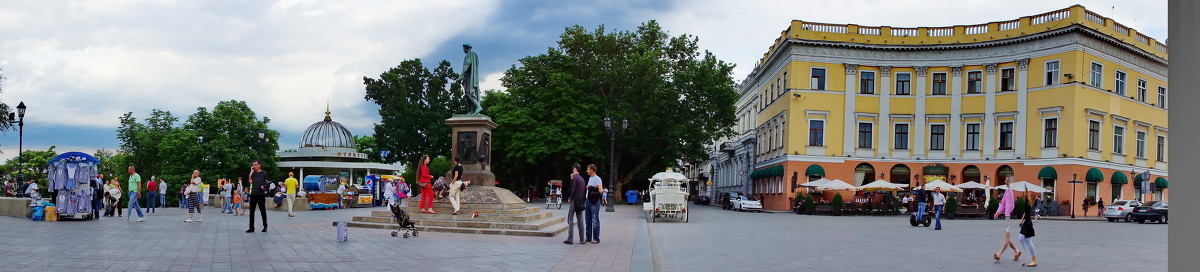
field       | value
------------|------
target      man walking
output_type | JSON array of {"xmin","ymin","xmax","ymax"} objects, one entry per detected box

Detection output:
[
  {"xmin": 158, "ymin": 178, "xmax": 167, "ymax": 208},
  {"xmin": 127, "ymin": 166, "xmax": 146, "ymax": 222},
  {"xmin": 91, "ymin": 174, "xmax": 105, "ymax": 220},
  {"xmin": 285, "ymin": 172, "xmax": 298, "ymax": 217},
  {"xmin": 146, "ymin": 176, "xmax": 158, "ymax": 213},
  {"xmin": 222, "ymin": 179, "xmax": 233, "ymax": 214},
  {"xmin": 932, "ymin": 187, "xmax": 946, "ymax": 230},
  {"xmin": 563, "ymin": 164, "xmax": 587, "ymax": 245},
  {"xmin": 247, "ymin": 160, "xmax": 269, "ymax": 233}
]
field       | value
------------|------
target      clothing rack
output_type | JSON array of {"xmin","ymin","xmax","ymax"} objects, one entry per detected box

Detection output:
[{"xmin": 47, "ymin": 152, "xmax": 102, "ymax": 220}]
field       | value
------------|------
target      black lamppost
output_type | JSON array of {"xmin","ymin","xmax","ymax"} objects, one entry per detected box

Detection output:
[
  {"xmin": 603, "ymin": 116, "xmax": 628, "ymax": 213},
  {"xmin": 1071, "ymin": 173, "xmax": 1078, "ymax": 219},
  {"xmin": 256, "ymin": 129, "xmax": 266, "ymax": 160},
  {"xmin": 9, "ymin": 102, "xmax": 26, "ymax": 187}
]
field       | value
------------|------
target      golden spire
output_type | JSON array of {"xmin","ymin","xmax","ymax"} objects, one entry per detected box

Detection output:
[{"xmin": 324, "ymin": 102, "xmax": 332, "ymax": 121}]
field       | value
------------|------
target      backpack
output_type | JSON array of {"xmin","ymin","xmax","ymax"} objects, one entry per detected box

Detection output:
[{"xmin": 396, "ymin": 182, "xmax": 409, "ymax": 199}]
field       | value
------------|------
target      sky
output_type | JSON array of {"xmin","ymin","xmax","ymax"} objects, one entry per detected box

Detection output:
[{"xmin": 0, "ymin": 0, "xmax": 1168, "ymax": 162}]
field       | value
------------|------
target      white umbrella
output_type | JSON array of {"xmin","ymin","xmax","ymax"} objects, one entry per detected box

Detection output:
[
  {"xmin": 816, "ymin": 179, "xmax": 857, "ymax": 191},
  {"xmin": 858, "ymin": 180, "xmax": 908, "ymax": 191},
  {"xmin": 994, "ymin": 181, "xmax": 1048, "ymax": 193},
  {"xmin": 920, "ymin": 180, "xmax": 963, "ymax": 192},
  {"xmin": 955, "ymin": 181, "xmax": 992, "ymax": 190},
  {"xmin": 801, "ymin": 178, "xmax": 832, "ymax": 188}
]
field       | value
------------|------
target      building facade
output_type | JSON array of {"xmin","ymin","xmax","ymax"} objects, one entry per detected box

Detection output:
[
  {"xmin": 710, "ymin": 79, "xmax": 761, "ymax": 204},
  {"xmin": 743, "ymin": 5, "xmax": 1168, "ymax": 213}
]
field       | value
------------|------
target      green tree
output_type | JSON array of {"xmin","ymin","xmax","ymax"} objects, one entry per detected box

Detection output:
[
  {"xmin": 0, "ymin": 67, "xmax": 14, "ymax": 131},
  {"xmin": 1, "ymin": 146, "xmax": 57, "ymax": 191},
  {"xmin": 353, "ymin": 135, "xmax": 386, "ymax": 163},
  {"xmin": 363, "ymin": 59, "xmax": 467, "ymax": 166},
  {"xmin": 486, "ymin": 21, "xmax": 739, "ymax": 198}
]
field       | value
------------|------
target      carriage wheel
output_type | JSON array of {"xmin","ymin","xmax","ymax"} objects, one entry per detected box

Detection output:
[
  {"xmin": 413, "ymin": 231, "xmax": 419, "ymax": 237},
  {"xmin": 391, "ymin": 231, "xmax": 398, "ymax": 237},
  {"xmin": 402, "ymin": 233, "xmax": 409, "ymax": 238},
  {"xmin": 684, "ymin": 211, "xmax": 689, "ymax": 223}
]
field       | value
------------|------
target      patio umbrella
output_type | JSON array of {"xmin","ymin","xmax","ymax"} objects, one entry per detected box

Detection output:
[
  {"xmin": 801, "ymin": 178, "xmax": 832, "ymax": 188},
  {"xmin": 954, "ymin": 181, "xmax": 991, "ymax": 190},
  {"xmin": 994, "ymin": 181, "xmax": 1048, "ymax": 193},
  {"xmin": 919, "ymin": 180, "xmax": 963, "ymax": 192},
  {"xmin": 815, "ymin": 179, "xmax": 857, "ymax": 191},
  {"xmin": 858, "ymin": 180, "xmax": 908, "ymax": 191}
]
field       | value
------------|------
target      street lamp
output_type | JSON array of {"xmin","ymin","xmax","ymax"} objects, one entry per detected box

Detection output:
[
  {"xmin": 603, "ymin": 116, "xmax": 628, "ymax": 212},
  {"xmin": 8, "ymin": 102, "xmax": 26, "ymax": 187},
  {"xmin": 256, "ymin": 129, "xmax": 266, "ymax": 160},
  {"xmin": 1071, "ymin": 173, "xmax": 1078, "ymax": 219}
]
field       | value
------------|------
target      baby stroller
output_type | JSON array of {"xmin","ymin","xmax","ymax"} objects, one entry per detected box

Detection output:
[{"xmin": 389, "ymin": 201, "xmax": 419, "ymax": 238}]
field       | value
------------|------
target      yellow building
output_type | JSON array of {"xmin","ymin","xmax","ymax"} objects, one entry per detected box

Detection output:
[{"xmin": 737, "ymin": 5, "xmax": 1167, "ymax": 214}]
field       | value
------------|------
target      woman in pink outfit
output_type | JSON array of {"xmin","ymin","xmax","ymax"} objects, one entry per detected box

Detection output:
[
  {"xmin": 993, "ymin": 176, "xmax": 1020, "ymax": 261},
  {"xmin": 417, "ymin": 155, "xmax": 436, "ymax": 214}
]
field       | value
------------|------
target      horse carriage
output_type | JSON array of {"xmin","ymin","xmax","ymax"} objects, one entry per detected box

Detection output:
[{"xmin": 643, "ymin": 169, "xmax": 689, "ymax": 223}]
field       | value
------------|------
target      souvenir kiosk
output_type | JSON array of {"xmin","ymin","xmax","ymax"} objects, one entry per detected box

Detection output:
[{"xmin": 47, "ymin": 152, "xmax": 101, "ymax": 221}]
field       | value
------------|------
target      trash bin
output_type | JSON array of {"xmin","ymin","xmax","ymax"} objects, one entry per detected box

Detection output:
[{"xmin": 31, "ymin": 206, "xmax": 45, "ymax": 221}]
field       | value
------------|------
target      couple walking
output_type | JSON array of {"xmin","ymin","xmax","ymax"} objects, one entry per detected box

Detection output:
[
  {"xmin": 563, "ymin": 163, "xmax": 605, "ymax": 245},
  {"xmin": 416, "ymin": 155, "xmax": 468, "ymax": 215}
]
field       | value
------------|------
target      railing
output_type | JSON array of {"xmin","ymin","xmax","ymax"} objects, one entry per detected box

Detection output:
[
  {"xmin": 927, "ymin": 27, "xmax": 954, "ymax": 37},
  {"xmin": 803, "ymin": 22, "xmax": 847, "ymax": 33},
  {"xmin": 999, "ymin": 19, "xmax": 1020, "ymax": 31},
  {"xmin": 965, "ymin": 24, "xmax": 988, "ymax": 35},
  {"xmin": 858, "ymin": 26, "xmax": 881, "ymax": 35},
  {"xmin": 1031, "ymin": 8, "xmax": 1070, "ymax": 25},
  {"xmin": 1113, "ymin": 23, "xmax": 1130, "ymax": 35},
  {"xmin": 891, "ymin": 28, "xmax": 917, "ymax": 37},
  {"xmin": 1155, "ymin": 42, "xmax": 1168, "ymax": 53},
  {"xmin": 1085, "ymin": 11, "xmax": 1105, "ymax": 25},
  {"xmin": 1136, "ymin": 33, "xmax": 1150, "ymax": 45}
]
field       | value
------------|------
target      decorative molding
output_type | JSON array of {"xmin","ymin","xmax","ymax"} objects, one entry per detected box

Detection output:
[
  {"xmin": 1154, "ymin": 126, "xmax": 1168, "ymax": 133},
  {"xmin": 1037, "ymin": 106, "xmax": 1064, "ymax": 114},
  {"xmin": 1085, "ymin": 108, "xmax": 1109, "ymax": 117},
  {"xmin": 843, "ymin": 63, "xmax": 859, "ymax": 75},
  {"xmin": 985, "ymin": 63, "xmax": 998, "ymax": 75},
  {"xmin": 915, "ymin": 66, "xmax": 928, "ymax": 77},
  {"xmin": 880, "ymin": 66, "xmax": 892, "ymax": 76},
  {"xmin": 805, "ymin": 110, "xmax": 830, "ymax": 117},
  {"xmin": 1017, "ymin": 58, "xmax": 1031, "ymax": 71},
  {"xmin": 1134, "ymin": 121, "xmax": 1152, "ymax": 128},
  {"xmin": 1110, "ymin": 114, "xmax": 1130, "ymax": 123},
  {"xmin": 950, "ymin": 66, "xmax": 964, "ymax": 76}
]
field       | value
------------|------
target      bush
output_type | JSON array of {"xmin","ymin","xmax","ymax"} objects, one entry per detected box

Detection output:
[
  {"xmin": 986, "ymin": 197, "xmax": 1000, "ymax": 218},
  {"xmin": 946, "ymin": 195, "xmax": 959, "ymax": 215},
  {"xmin": 1014, "ymin": 198, "xmax": 1028, "ymax": 219},
  {"xmin": 793, "ymin": 192, "xmax": 804, "ymax": 207},
  {"xmin": 803, "ymin": 194, "xmax": 815, "ymax": 212},
  {"xmin": 831, "ymin": 193, "xmax": 844, "ymax": 210}
]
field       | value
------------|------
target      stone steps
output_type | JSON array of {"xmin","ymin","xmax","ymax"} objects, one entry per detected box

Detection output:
[
  {"xmin": 353, "ymin": 212, "xmax": 563, "ymax": 231},
  {"xmin": 371, "ymin": 207, "xmax": 545, "ymax": 220},
  {"xmin": 346, "ymin": 220, "xmax": 567, "ymax": 237}
]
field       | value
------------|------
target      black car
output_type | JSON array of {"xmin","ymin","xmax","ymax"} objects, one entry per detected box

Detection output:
[
  {"xmin": 1130, "ymin": 201, "xmax": 1167, "ymax": 224},
  {"xmin": 720, "ymin": 192, "xmax": 741, "ymax": 210},
  {"xmin": 694, "ymin": 195, "xmax": 711, "ymax": 205}
]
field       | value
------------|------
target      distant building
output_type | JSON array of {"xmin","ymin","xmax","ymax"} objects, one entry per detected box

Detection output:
[{"xmin": 276, "ymin": 107, "xmax": 402, "ymax": 191}]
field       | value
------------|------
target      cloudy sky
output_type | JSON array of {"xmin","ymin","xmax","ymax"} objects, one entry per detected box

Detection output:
[{"xmin": 0, "ymin": 0, "xmax": 1167, "ymax": 162}]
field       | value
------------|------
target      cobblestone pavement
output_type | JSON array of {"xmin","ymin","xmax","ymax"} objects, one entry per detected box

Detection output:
[{"xmin": 646, "ymin": 205, "xmax": 1168, "ymax": 272}]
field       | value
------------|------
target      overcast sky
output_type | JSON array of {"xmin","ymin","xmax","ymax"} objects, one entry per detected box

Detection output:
[{"xmin": 0, "ymin": 0, "xmax": 1167, "ymax": 162}]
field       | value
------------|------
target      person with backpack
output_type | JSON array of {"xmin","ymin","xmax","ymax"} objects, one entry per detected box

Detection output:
[
  {"xmin": 585, "ymin": 164, "xmax": 605, "ymax": 244},
  {"xmin": 563, "ymin": 163, "xmax": 587, "ymax": 245},
  {"xmin": 396, "ymin": 178, "xmax": 410, "ymax": 207}
]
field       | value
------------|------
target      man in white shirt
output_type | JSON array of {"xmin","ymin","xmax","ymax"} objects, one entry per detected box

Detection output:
[
  {"xmin": 222, "ymin": 181, "xmax": 234, "ymax": 213},
  {"xmin": 158, "ymin": 180, "xmax": 168, "ymax": 208},
  {"xmin": 336, "ymin": 181, "xmax": 348, "ymax": 209},
  {"xmin": 932, "ymin": 187, "xmax": 947, "ymax": 230}
]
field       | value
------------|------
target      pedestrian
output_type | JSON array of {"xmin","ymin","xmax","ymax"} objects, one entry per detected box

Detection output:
[
  {"xmin": 932, "ymin": 187, "xmax": 946, "ymax": 230},
  {"xmin": 222, "ymin": 179, "xmax": 234, "ymax": 214},
  {"xmin": 185, "ymin": 170, "xmax": 204, "ymax": 223},
  {"xmin": 1017, "ymin": 187, "xmax": 1040, "ymax": 267},
  {"xmin": 913, "ymin": 183, "xmax": 926, "ymax": 220},
  {"xmin": 447, "ymin": 156, "xmax": 466, "ymax": 215},
  {"xmin": 335, "ymin": 180, "xmax": 347, "ymax": 209},
  {"xmin": 1096, "ymin": 198, "xmax": 1104, "ymax": 217},
  {"xmin": 146, "ymin": 176, "xmax": 158, "ymax": 213},
  {"xmin": 585, "ymin": 164, "xmax": 605, "ymax": 244},
  {"xmin": 180, "ymin": 182, "xmax": 188, "ymax": 210},
  {"xmin": 993, "ymin": 176, "xmax": 1020, "ymax": 262},
  {"xmin": 396, "ymin": 178, "xmax": 410, "ymax": 207},
  {"xmin": 417, "ymin": 155, "xmax": 436, "ymax": 214},
  {"xmin": 901, "ymin": 193, "xmax": 912, "ymax": 212},
  {"xmin": 91, "ymin": 174, "xmax": 105, "ymax": 220},
  {"xmin": 126, "ymin": 166, "xmax": 146, "ymax": 222},
  {"xmin": 158, "ymin": 178, "xmax": 168, "ymax": 208},
  {"xmin": 285, "ymin": 172, "xmax": 298, "ymax": 217},
  {"xmin": 232, "ymin": 184, "xmax": 243, "ymax": 216},
  {"xmin": 247, "ymin": 160, "xmax": 269, "ymax": 233},
  {"xmin": 105, "ymin": 178, "xmax": 121, "ymax": 217},
  {"xmin": 563, "ymin": 163, "xmax": 587, "ymax": 245}
]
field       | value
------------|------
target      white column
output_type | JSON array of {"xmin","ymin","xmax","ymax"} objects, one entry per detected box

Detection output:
[
  {"xmin": 914, "ymin": 67, "xmax": 928, "ymax": 158},
  {"xmin": 843, "ymin": 64, "xmax": 859, "ymax": 156},
  {"xmin": 1016, "ymin": 58, "xmax": 1030, "ymax": 158},
  {"xmin": 950, "ymin": 66, "xmax": 964, "ymax": 157},
  {"xmin": 984, "ymin": 63, "xmax": 998, "ymax": 158},
  {"xmin": 878, "ymin": 66, "xmax": 892, "ymax": 157}
]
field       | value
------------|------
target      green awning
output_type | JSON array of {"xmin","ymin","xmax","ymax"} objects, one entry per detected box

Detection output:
[
  {"xmin": 750, "ymin": 165, "xmax": 784, "ymax": 179},
  {"xmin": 1110, "ymin": 172, "xmax": 1128, "ymax": 184},
  {"xmin": 997, "ymin": 166, "xmax": 1014, "ymax": 178},
  {"xmin": 891, "ymin": 165, "xmax": 911, "ymax": 176},
  {"xmin": 1085, "ymin": 168, "xmax": 1104, "ymax": 182},
  {"xmin": 922, "ymin": 164, "xmax": 948, "ymax": 176},
  {"xmin": 1134, "ymin": 173, "xmax": 1147, "ymax": 188},
  {"xmin": 1037, "ymin": 167, "xmax": 1057, "ymax": 180},
  {"xmin": 962, "ymin": 166, "xmax": 980, "ymax": 176},
  {"xmin": 1155, "ymin": 177, "xmax": 1168, "ymax": 189},
  {"xmin": 805, "ymin": 164, "xmax": 825, "ymax": 177}
]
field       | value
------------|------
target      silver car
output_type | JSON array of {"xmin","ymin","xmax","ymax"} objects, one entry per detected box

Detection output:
[
  {"xmin": 1103, "ymin": 200, "xmax": 1142, "ymax": 222},
  {"xmin": 732, "ymin": 195, "xmax": 763, "ymax": 212}
]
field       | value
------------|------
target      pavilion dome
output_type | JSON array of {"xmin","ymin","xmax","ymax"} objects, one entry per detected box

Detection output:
[{"xmin": 300, "ymin": 108, "xmax": 356, "ymax": 149}]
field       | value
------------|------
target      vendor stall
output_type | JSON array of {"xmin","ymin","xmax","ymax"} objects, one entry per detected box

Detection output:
[{"xmin": 47, "ymin": 152, "xmax": 101, "ymax": 220}]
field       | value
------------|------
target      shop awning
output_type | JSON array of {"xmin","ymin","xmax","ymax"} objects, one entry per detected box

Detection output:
[
  {"xmin": 922, "ymin": 164, "xmax": 948, "ymax": 176},
  {"xmin": 750, "ymin": 165, "xmax": 784, "ymax": 179},
  {"xmin": 805, "ymin": 164, "xmax": 825, "ymax": 177},
  {"xmin": 1085, "ymin": 168, "xmax": 1104, "ymax": 182},
  {"xmin": 1037, "ymin": 167, "xmax": 1057, "ymax": 180},
  {"xmin": 962, "ymin": 166, "xmax": 980, "ymax": 176},
  {"xmin": 1155, "ymin": 177, "xmax": 1168, "ymax": 189},
  {"xmin": 1134, "ymin": 173, "xmax": 1148, "ymax": 188},
  {"xmin": 1110, "ymin": 172, "xmax": 1128, "ymax": 184}
]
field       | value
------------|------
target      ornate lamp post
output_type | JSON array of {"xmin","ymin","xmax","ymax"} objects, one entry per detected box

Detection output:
[
  {"xmin": 1071, "ymin": 173, "xmax": 1079, "ymax": 219},
  {"xmin": 256, "ymin": 129, "xmax": 266, "ymax": 160},
  {"xmin": 603, "ymin": 116, "xmax": 628, "ymax": 212},
  {"xmin": 8, "ymin": 102, "xmax": 26, "ymax": 186}
]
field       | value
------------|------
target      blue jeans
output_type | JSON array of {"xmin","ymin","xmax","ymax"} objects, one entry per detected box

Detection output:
[
  {"xmin": 916, "ymin": 202, "xmax": 927, "ymax": 220},
  {"xmin": 223, "ymin": 196, "xmax": 232, "ymax": 213},
  {"xmin": 934, "ymin": 205, "xmax": 943, "ymax": 229},
  {"xmin": 181, "ymin": 193, "xmax": 188, "ymax": 209},
  {"xmin": 127, "ymin": 192, "xmax": 144, "ymax": 219},
  {"xmin": 146, "ymin": 192, "xmax": 157, "ymax": 212},
  {"xmin": 585, "ymin": 200, "xmax": 601, "ymax": 242},
  {"xmin": 160, "ymin": 192, "xmax": 166, "ymax": 207}
]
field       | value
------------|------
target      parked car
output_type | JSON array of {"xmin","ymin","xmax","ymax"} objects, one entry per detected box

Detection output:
[
  {"xmin": 693, "ymin": 195, "xmax": 711, "ymax": 205},
  {"xmin": 732, "ymin": 195, "xmax": 763, "ymax": 212},
  {"xmin": 720, "ymin": 192, "xmax": 741, "ymax": 210},
  {"xmin": 1102, "ymin": 200, "xmax": 1141, "ymax": 222},
  {"xmin": 1130, "ymin": 201, "xmax": 1167, "ymax": 224}
]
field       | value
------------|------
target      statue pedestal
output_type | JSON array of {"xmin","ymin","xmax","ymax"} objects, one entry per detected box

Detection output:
[{"xmin": 446, "ymin": 115, "xmax": 522, "ymax": 206}]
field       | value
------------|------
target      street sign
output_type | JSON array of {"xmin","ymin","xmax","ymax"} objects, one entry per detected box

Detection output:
[{"xmin": 1067, "ymin": 180, "xmax": 1084, "ymax": 184}]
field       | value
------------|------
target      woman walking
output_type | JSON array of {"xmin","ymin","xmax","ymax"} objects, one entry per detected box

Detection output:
[
  {"xmin": 993, "ymin": 176, "xmax": 1020, "ymax": 262},
  {"xmin": 417, "ymin": 155, "xmax": 436, "ymax": 214},
  {"xmin": 1018, "ymin": 188, "xmax": 1040, "ymax": 267},
  {"xmin": 447, "ymin": 156, "xmax": 465, "ymax": 215},
  {"xmin": 185, "ymin": 170, "xmax": 204, "ymax": 222}
]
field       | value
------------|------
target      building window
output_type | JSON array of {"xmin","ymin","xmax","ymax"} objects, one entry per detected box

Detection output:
[
  {"xmin": 858, "ymin": 122, "xmax": 873, "ymax": 149},
  {"xmin": 808, "ymin": 120, "xmax": 824, "ymax": 146},
  {"xmin": 895, "ymin": 73, "xmax": 911, "ymax": 95},
  {"xmin": 932, "ymin": 73, "xmax": 947, "ymax": 95},
  {"xmin": 1001, "ymin": 68, "xmax": 1015, "ymax": 91},
  {"xmin": 967, "ymin": 71, "xmax": 982, "ymax": 94},
  {"xmin": 1113, "ymin": 126, "xmax": 1125, "ymax": 154},
  {"xmin": 810, "ymin": 68, "xmax": 826, "ymax": 90},
  {"xmin": 1090, "ymin": 62, "xmax": 1103, "ymax": 88},
  {"xmin": 1137, "ymin": 79, "xmax": 1147, "ymax": 102},
  {"xmin": 1157, "ymin": 135, "xmax": 1166, "ymax": 161},
  {"xmin": 1158, "ymin": 86, "xmax": 1167, "ymax": 108},
  {"xmin": 929, "ymin": 124, "xmax": 945, "ymax": 150},
  {"xmin": 782, "ymin": 72, "xmax": 787, "ymax": 93},
  {"xmin": 1044, "ymin": 118, "xmax": 1058, "ymax": 148},
  {"xmin": 777, "ymin": 78, "xmax": 783, "ymax": 99},
  {"xmin": 965, "ymin": 124, "xmax": 980, "ymax": 150},
  {"xmin": 1136, "ymin": 131, "xmax": 1146, "ymax": 158},
  {"xmin": 1115, "ymin": 71, "xmax": 1127, "ymax": 95},
  {"xmin": 999, "ymin": 122, "xmax": 1014, "ymax": 150},
  {"xmin": 1089, "ymin": 120, "xmax": 1101, "ymax": 150},
  {"xmin": 1045, "ymin": 61, "xmax": 1059, "ymax": 86},
  {"xmin": 894, "ymin": 124, "xmax": 909, "ymax": 150},
  {"xmin": 1111, "ymin": 183, "xmax": 1122, "ymax": 203},
  {"xmin": 860, "ymin": 71, "xmax": 875, "ymax": 94}
]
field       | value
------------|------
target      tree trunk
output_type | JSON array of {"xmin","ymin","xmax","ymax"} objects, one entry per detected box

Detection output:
[{"xmin": 615, "ymin": 152, "xmax": 657, "ymax": 203}]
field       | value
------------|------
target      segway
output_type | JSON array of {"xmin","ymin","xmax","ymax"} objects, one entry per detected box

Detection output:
[{"xmin": 909, "ymin": 205, "xmax": 932, "ymax": 227}]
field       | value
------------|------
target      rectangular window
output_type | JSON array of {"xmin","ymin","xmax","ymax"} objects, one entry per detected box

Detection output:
[
  {"xmin": 860, "ymin": 71, "xmax": 875, "ymax": 94},
  {"xmin": 894, "ymin": 124, "xmax": 909, "ymax": 150},
  {"xmin": 808, "ymin": 120, "xmax": 824, "ymax": 146},
  {"xmin": 895, "ymin": 73, "xmax": 911, "ymax": 95},
  {"xmin": 1044, "ymin": 118, "xmax": 1058, "ymax": 148},
  {"xmin": 1137, "ymin": 79, "xmax": 1147, "ymax": 102},
  {"xmin": 932, "ymin": 73, "xmax": 947, "ymax": 95},
  {"xmin": 967, "ymin": 71, "xmax": 982, "ymax": 94},
  {"xmin": 810, "ymin": 68, "xmax": 826, "ymax": 90},
  {"xmin": 965, "ymin": 124, "xmax": 980, "ymax": 150},
  {"xmin": 1090, "ymin": 62, "xmax": 1103, "ymax": 88},
  {"xmin": 1089, "ymin": 121, "xmax": 1101, "ymax": 150},
  {"xmin": 999, "ymin": 122, "xmax": 1014, "ymax": 150},
  {"xmin": 858, "ymin": 122, "xmax": 873, "ymax": 149},
  {"xmin": 1113, "ymin": 126, "xmax": 1125, "ymax": 154},
  {"xmin": 1136, "ymin": 131, "xmax": 1146, "ymax": 158},
  {"xmin": 1115, "ymin": 71, "xmax": 1127, "ymax": 95},
  {"xmin": 929, "ymin": 124, "xmax": 945, "ymax": 150},
  {"xmin": 1158, "ymin": 86, "xmax": 1167, "ymax": 108},
  {"xmin": 1045, "ymin": 61, "xmax": 1059, "ymax": 86},
  {"xmin": 777, "ymin": 78, "xmax": 782, "ymax": 99},
  {"xmin": 1001, "ymin": 68, "xmax": 1015, "ymax": 91},
  {"xmin": 1157, "ymin": 135, "xmax": 1166, "ymax": 161}
]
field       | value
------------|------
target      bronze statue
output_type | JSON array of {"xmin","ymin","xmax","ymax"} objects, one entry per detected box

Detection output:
[{"xmin": 459, "ymin": 43, "xmax": 482, "ymax": 115}]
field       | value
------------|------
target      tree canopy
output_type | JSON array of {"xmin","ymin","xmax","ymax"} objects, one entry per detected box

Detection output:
[{"xmin": 363, "ymin": 59, "xmax": 467, "ymax": 167}]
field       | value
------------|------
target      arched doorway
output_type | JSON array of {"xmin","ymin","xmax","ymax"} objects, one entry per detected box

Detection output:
[
  {"xmin": 1038, "ymin": 166, "xmax": 1058, "ymax": 203},
  {"xmin": 995, "ymin": 165, "xmax": 1015, "ymax": 182},
  {"xmin": 890, "ymin": 164, "xmax": 911, "ymax": 185},
  {"xmin": 853, "ymin": 163, "xmax": 875, "ymax": 186},
  {"xmin": 961, "ymin": 165, "xmax": 981, "ymax": 184},
  {"xmin": 921, "ymin": 163, "xmax": 949, "ymax": 183}
]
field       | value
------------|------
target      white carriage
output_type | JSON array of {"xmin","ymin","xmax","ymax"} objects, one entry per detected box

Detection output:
[{"xmin": 643, "ymin": 169, "xmax": 689, "ymax": 223}]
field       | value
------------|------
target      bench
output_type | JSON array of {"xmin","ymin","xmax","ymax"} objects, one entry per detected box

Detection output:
[
  {"xmin": 814, "ymin": 205, "xmax": 833, "ymax": 215},
  {"xmin": 956, "ymin": 207, "xmax": 987, "ymax": 218}
]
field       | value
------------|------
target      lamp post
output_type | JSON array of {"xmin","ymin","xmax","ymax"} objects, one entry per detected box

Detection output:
[
  {"xmin": 256, "ymin": 129, "xmax": 266, "ymax": 161},
  {"xmin": 1071, "ymin": 173, "xmax": 1078, "ymax": 219},
  {"xmin": 603, "ymin": 116, "xmax": 628, "ymax": 213},
  {"xmin": 9, "ymin": 102, "xmax": 26, "ymax": 187}
]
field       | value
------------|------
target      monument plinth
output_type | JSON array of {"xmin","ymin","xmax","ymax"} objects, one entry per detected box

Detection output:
[{"xmin": 445, "ymin": 114, "xmax": 524, "ymax": 206}]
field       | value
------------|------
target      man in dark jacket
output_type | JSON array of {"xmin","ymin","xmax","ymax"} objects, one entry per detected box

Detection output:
[
  {"xmin": 914, "ymin": 183, "xmax": 927, "ymax": 221},
  {"xmin": 247, "ymin": 160, "xmax": 269, "ymax": 233},
  {"xmin": 563, "ymin": 163, "xmax": 587, "ymax": 245}
]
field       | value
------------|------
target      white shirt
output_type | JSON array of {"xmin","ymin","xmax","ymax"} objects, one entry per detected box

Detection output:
[
  {"xmin": 158, "ymin": 182, "xmax": 167, "ymax": 194},
  {"xmin": 337, "ymin": 184, "xmax": 347, "ymax": 194},
  {"xmin": 902, "ymin": 195, "xmax": 912, "ymax": 204},
  {"xmin": 932, "ymin": 192, "xmax": 946, "ymax": 206}
]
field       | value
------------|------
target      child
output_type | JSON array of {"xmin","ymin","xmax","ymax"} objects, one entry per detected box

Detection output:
[
  {"xmin": 397, "ymin": 179, "xmax": 410, "ymax": 207},
  {"xmin": 433, "ymin": 177, "xmax": 448, "ymax": 200},
  {"xmin": 232, "ymin": 187, "xmax": 243, "ymax": 216}
]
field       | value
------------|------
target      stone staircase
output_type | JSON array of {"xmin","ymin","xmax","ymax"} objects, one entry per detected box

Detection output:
[{"xmin": 347, "ymin": 202, "xmax": 567, "ymax": 237}]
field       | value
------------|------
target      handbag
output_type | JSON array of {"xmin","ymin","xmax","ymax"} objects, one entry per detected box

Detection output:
[{"xmin": 572, "ymin": 198, "xmax": 586, "ymax": 212}]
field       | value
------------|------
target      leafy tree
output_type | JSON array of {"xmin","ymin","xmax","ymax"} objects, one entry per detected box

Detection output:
[
  {"xmin": 1, "ymin": 146, "xmax": 57, "ymax": 190},
  {"xmin": 0, "ymin": 67, "xmax": 13, "ymax": 131},
  {"xmin": 485, "ymin": 21, "xmax": 738, "ymax": 198},
  {"xmin": 363, "ymin": 59, "xmax": 467, "ymax": 166},
  {"xmin": 353, "ymin": 135, "xmax": 386, "ymax": 163}
]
